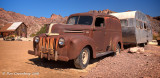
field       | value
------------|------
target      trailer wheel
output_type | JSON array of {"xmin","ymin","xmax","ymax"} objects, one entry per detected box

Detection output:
[
  {"xmin": 74, "ymin": 47, "xmax": 90, "ymax": 69},
  {"xmin": 138, "ymin": 43, "xmax": 145, "ymax": 47},
  {"xmin": 145, "ymin": 41, "xmax": 148, "ymax": 45},
  {"xmin": 115, "ymin": 44, "xmax": 121, "ymax": 55}
]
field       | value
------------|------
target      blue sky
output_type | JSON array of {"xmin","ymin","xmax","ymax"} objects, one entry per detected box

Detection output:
[{"xmin": 0, "ymin": 0, "xmax": 159, "ymax": 18}]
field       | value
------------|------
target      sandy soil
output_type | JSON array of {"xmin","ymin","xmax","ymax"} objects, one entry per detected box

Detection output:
[
  {"xmin": 0, "ymin": 40, "xmax": 95, "ymax": 78},
  {"xmin": 0, "ymin": 40, "xmax": 160, "ymax": 78}
]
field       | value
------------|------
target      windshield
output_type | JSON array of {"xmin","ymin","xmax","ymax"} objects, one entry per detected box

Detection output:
[{"xmin": 67, "ymin": 16, "xmax": 93, "ymax": 25}]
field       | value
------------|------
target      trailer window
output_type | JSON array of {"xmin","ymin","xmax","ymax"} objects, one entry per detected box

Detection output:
[
  {"xmin": 120, "ymin": 19, "xmax": 128, "ymax": 26},
  {"xmin": 139, "ymin": 21, "xmax": 143, "ymax": 29},
  {"xmin": 136, "ymin": 20, "xmax": 140, "ymax": 28},
  {"xmin": 144, "ymin": 23, "xmax": 147, "ymax": 29},
  {"xmin": 95, "ymin": 17, "xmax": 104, "ymax": 27}
]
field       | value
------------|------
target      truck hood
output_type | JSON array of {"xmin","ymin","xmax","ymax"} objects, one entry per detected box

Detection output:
[{"xmin": 47, "ymin": 24, "xmax": 92, "ymax": 35}]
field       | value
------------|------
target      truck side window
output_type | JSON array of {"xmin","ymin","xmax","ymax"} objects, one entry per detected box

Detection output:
[
  {"xmin": 95, "ymin": 17, "xmax": 104, "ymax": 27},
  {"xmin": 120, "ymin": 19, "xmax": 128, "ymax": 26}
]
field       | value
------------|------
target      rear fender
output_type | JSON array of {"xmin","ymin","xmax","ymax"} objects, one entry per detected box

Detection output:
[{"xmin": 111, "ymin": 36, "xmax": 123, "ymax": 51}]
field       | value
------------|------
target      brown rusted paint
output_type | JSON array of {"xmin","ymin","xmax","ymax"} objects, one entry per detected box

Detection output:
[
  {"xmin": 38, "ymin": 37, "xmax": 42, "ymax": 52},
  {"xmin": 29, "ymin": 12, "xmax": 123, "ymax": 62}
]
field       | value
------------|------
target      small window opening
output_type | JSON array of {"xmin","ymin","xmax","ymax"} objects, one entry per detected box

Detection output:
[
  {"xmin": 95, "ymin": 17, "xmax": 104, "ymax": 27},
  {"xmin": 144, "ymin": 23, "xmax": 147, "ymax": 29},
  {"xmin": 139, "ymin": 21, "xmax": 143, "ymax": 29}
]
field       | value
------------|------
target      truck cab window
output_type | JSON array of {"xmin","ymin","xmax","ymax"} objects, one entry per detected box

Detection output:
[
  {"xmin": 67, "ymin": 16, "xmax": 79, "ymax": 25},
  {"xmin": 67, "ymin": 16, "xmax": 93, "ymax": 25},
  {"xmin": 95, "ymin": 17, "xmax": 104, "ymax": 27},
  {"xmin": 78, "ymin": 16, "xmax": 93, "ymax": 25}
]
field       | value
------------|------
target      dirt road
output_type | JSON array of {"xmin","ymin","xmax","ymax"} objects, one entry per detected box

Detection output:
[{"xmin": 0, "ymin": 40, "xmax": 160, "ymax": 78}]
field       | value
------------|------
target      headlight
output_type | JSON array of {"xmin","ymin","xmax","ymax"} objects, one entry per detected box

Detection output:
[
  {"xmin": 34, "ymin": 37, "xmax": 39, "ymax": 43},
  {"xmin": 58, "ymin": 38, "xmax": 65, "ymax": 46}
]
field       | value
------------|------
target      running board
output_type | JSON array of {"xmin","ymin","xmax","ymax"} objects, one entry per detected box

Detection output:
[{"xmin": 96, "ymin": 51, "xmax": 114, "ymax": 58}]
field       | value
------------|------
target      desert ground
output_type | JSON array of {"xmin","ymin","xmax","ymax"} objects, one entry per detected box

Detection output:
[{"xmin": 0, "ymin": 40, "xmax": 160, "ymax": 78}]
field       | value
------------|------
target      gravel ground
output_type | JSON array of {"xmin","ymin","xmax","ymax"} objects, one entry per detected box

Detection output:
[
  {"xmin": 0, "ymin": 40, "xmax": 160, "ymax": 78},
  {"xmin": 84, "ymin": 45, "xmax": 160, "ymax": 78}
]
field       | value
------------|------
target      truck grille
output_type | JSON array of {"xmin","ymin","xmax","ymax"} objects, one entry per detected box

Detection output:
[{"xmin": 38, "ymin": 37, "xmax": 58, "ymax": 54}]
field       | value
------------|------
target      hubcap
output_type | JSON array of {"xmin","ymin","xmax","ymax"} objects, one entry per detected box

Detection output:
[{"xmin": 82, "ymin": 50, "xmax": 88, "ymax": 64}]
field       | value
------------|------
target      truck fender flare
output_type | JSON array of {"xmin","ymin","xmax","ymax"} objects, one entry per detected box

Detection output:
[{"xmin": 112, "ymin": 37, "xmax": 122, "ymax": 51}]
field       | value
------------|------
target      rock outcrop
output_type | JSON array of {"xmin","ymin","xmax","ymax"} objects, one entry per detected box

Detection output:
[{"xmin": 88, "ymin": 9, "xmax": 116, "ymax": 14}]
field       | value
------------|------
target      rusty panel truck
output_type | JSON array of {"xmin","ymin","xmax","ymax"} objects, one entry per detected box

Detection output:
[{"xmin": 28, "ymin": 12, "xmax": 123, "ymax": 69}]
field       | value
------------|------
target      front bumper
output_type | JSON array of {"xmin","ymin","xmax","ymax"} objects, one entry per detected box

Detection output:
[
  {"xmin": 28, "ymin": 49, "xmax": 69, "ymax": 61},
  {"xmin": 28, "ymin": 36, "xmax": 69, "ymax": 61}
]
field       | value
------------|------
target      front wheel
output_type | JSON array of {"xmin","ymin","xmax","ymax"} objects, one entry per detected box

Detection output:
[{"xmin": 74, "ymin": 47, "xmax": 90, "ymax": 69}]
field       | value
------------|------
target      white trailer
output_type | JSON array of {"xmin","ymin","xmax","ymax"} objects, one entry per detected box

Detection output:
[{"xmin": 110, "ymin": 11, "xmax": 152, "ymax": 45}]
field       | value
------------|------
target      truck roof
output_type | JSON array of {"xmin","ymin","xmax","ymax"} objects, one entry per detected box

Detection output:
[{"xmin": 69, "ymin": 12, "xmax": 118, "ymax": 19}]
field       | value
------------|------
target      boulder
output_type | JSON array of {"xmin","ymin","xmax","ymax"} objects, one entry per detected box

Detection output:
[{"xmin": 129, "ymin": 47, "xmax": 144, "ymax": 53}]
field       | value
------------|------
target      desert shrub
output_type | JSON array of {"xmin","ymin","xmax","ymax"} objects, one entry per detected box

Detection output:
[
  {"xmin": 30, "ymin": 33, "xmax": 36, "ymax": 37},
  {"xmin": 36, "ymin": 25, "xmax": 47, "ymax": 35}
]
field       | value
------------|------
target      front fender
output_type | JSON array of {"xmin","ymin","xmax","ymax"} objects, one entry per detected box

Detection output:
[{"xmin": 67, "ymin": 35, "xmax": 96, "ymax": 60}]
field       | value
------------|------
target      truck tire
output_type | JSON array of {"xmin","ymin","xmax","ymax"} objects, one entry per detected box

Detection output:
[
  {"xmin": 74, "ymin": 47, "xmax": 90, "ymax": 69},
  {"xmin": 115, "ymin": 44, "xmax": 121, "ymax": 55}
]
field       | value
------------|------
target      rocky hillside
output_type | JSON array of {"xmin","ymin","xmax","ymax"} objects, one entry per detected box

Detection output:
[
  {"xmin": 147, "ymin": 15, "xmax": 160, "ymax": 37},
  {"xmin": 153, "ymin": 16, "xmax": 160, "ymax": 21},
  {"xmin": 0, "ymin": 8, "xmax": 67, "ymax": 36}
]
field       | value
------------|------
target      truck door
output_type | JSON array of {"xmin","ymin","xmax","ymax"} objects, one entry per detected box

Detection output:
[{"xmin": 92, "ymin": 17, "xmax": 106, "ymax": 51}]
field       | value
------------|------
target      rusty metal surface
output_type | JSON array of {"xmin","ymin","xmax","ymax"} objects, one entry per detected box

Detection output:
[{"xmin": 29, "ymin": 12, "xmax": 123, "ymax": 61}]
